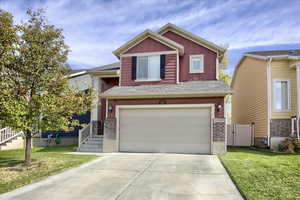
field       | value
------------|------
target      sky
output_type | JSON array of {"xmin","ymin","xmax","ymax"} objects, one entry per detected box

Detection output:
[{"xmin": 1, "ymin": 0, "xmax": 300, "ymax": 75}]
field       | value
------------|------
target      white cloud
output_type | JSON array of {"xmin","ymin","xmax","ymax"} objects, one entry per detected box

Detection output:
[{"xmin": 1, "ymin": 0, "xmax": 300, "ymax": 68}]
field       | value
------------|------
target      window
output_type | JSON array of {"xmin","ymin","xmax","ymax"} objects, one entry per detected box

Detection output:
[
  {"xmin": 190, "ymin": 55, "xmax": 204, "ymax": 73},
  {"xmin": 274, "ymin": 79, "xmax": 290, "ymax": 111},
  {"xmin": 136, "ymin": 55, "xmax": 160, "ymax": 80}
]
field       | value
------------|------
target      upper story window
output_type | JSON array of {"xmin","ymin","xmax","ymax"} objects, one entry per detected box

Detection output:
[
  {"xmin": 136, "ymin": 55, "xmax": 160, "ymax": 81},
  {"xmin": 190, "ymin": 55, "xmax": 204, "ymax": 73},
  {"xmin": 274, "ymin": 79, "xmax": 290, "ymax": 112}
]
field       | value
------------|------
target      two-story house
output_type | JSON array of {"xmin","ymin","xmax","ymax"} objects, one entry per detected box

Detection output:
[
  {"xmin": 78, "ymin": 23, "xmax": 231, "ymax": 154},
  {"xmin": 231, "ymin": 50, "xmax": 300, "ymax": 149}
]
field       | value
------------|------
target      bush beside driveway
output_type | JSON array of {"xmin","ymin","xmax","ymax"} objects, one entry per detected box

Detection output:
[
  {"xmin": 219, "ymin": 147, "xmax": 300, "ymax": 200},
  {"xmin": 0, "ymin": 146, "xmax": 98, "ymax": 194}
]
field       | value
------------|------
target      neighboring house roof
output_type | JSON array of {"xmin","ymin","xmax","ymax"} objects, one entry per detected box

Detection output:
[
  {"xmin": 87, "ymin": 62, "xmax": 120, "ymax": 77},
  {"xmin": 88, "ymin": 62, "xmax": 120, "ymax": 71},
  {"xmin": 68, "ymin": 69, "xmax": 87, "ymax": 78},
  {"xmin": 68, "ymin": 62, "xmax": 120, "ymax": 78},
  {"xmin": 246, "ymin": 49, "xmax": 300, "ymax": 57},
  {"xmin": 113, "ymin": 29, "xmax": 184, "ymax": 58},
  {"xmin": 231, "ymin": 49, "xmax": 300, "ymax": 88},
  {"xmin": 157, "ymin": 23, "xmax": 226, "ymax": 54},
  {"xmin": 100, "ymin": 80, "xmax": 232, "ymax": 99}
]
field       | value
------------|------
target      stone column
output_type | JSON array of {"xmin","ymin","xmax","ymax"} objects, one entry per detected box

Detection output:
[
  {"xmin": 102, "ymin": 118, "xmax": 117, "ymax": 152},
  {"xmin": 212, "ymin": 118, "xmax": 226, "ymax": 154}
]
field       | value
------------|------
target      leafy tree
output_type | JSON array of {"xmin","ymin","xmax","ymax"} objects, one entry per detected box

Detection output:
[
  {"xmin": 0, "ymin": 9, "xmax": 93, "ymax": 165},
  {"xmin": 219, "ymin": 48, "xmax": 231, "ymax": 84}
]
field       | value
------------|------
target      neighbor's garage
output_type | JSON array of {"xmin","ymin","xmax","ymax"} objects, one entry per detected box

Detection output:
[{"xmin": 118, "ymin": 106, "xmax": 212, "ymax": 154}]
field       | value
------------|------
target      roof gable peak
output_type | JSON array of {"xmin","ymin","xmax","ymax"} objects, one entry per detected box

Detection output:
[
  {"xmin": 113, "ymin": 29, "xmax": 184, "ymax": 58},
  {"xmin": 157, "ymin": 23, "xmax": 226, "ymax": 54}
]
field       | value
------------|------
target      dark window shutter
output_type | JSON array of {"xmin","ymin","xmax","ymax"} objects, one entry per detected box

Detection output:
[
  {"xmin": 160, "ymin": 55, "xmax": 165, "ymax": 79},
  {"xmin": 132, "ymin": 56, "xmax": 137, "ymax": 80}
]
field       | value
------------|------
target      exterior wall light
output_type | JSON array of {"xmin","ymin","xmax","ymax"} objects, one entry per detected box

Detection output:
[
  {"xmin": 108, "ymin": 104, "xmax": 113, "ymax": 112},
  {"xmin": 216, "ymin": 103, "xmax": 222, "ymax": 112}
]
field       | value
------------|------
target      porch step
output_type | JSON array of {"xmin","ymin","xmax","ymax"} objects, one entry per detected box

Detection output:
[
  {"xmin": 77, "ymin": 147, "xmax": 102, "ymax": 153},
  {"xmin": 80, "ymin": 143, "xmax": 102, "ymax": 149},
  {"xmin": 92, "ymin": 135, "xmax": 103, "ymax": 138},
  {"xmin": 84, "ymin": 140, "xmax": 102, "ymax": 145},
  {"xmin": 77, "ymin": 135, "xmax": 103, "ymax": 153},
  {"xmin": 88, "ymin": 137, "xmax": 103, "ymax": 141}
]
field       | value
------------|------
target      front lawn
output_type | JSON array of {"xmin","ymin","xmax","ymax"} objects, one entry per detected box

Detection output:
[
  {"xmin": 0, "ymin": 146, "xmax": 98, "ymax": 194},
  {"xmin": 219, "ymin": 147, "xmax": 300, "ymax": 200}
]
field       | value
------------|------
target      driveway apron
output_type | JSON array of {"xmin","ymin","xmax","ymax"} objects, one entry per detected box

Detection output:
[{"xmin": 0, "ymin": 153, "xmax": 243, "ymax": 200}]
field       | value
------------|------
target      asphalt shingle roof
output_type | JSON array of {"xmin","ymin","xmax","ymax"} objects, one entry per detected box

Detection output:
[
  {"xmin": 101, "ymin": 80, "xmax": 231, "ymax": 98},
  {"xmin": 89, "ymin": 62, "xmax": 120, "ymax": 71},
  {"xmin": 68, "ymin": 62, "xmax": 120, "ymax": 77},
  {"xmin": 246, "ymin": 49, "xmax": 300, "ymax": 57}
]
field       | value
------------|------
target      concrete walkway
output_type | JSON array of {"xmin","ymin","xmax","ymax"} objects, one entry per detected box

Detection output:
[{"xmin": 0, "ymin": 153, "xmax": 243, "ymax": 200}]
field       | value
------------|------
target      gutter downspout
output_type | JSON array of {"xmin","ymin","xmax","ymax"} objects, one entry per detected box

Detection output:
[
  {"xmin": 296, "ymin": 65, "xmax": 300, "ymax": 139},
  {"xmin": 267, "ymin": 57, "xmax": 273, "ymax": 147}
]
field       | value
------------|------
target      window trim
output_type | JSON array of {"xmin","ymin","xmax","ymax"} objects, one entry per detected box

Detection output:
[
  {"xmin": 189, "ymin": 54, "xmax": 204, "ymax": 73},
  {"xmin": 135, "ymin": 55, "xmax": 161, "ymax": 81},
  {"xmin": 273, "ymin": 78, "xmax": 291, "ymax": 112}
]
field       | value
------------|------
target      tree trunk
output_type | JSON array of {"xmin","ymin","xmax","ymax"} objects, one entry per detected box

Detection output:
[{"xmin": 24, "ymin": 130, "xmax": 32, "ymax": 166}]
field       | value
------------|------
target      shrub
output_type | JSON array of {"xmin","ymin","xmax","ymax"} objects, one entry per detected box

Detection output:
[{"xmin": 278, "ymin": 137, "xmax": 300, "ymax": 153}]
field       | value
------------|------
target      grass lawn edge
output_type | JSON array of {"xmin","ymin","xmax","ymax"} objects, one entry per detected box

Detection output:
[
  {"xmin": 218, "ymin": 155, "xmax": 247, "ymax": 200},
  {"xmin": 0, "ymin": 146, "xmax": 101, "ymax": 194}
]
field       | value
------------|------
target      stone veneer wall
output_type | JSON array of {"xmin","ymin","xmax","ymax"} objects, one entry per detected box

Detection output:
[
  {"xmin": 102, "ymin": 118, "xmax": 117, "ymax": 152},
  {"xmin": 212, "ymin": 118, "xmax": 226, "ymax": 154},
  {"xmin": 213, "ymin": 118, "xmax": 225, "ymax": 141},
  {"xmin": 270, "ymin": 119, "xmax": 292, "ymax": 137},
  {"xmin": 103, "ymin": 117, "xmax": 227, "ymax": 154}
]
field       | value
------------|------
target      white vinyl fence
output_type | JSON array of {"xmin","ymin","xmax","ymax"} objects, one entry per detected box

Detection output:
[{"xmin": 227, "ymin": 124, "xmax": 254, "ymax": 146}]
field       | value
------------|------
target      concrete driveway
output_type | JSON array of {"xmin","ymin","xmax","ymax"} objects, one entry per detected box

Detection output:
[{"xmin": 1, "ymin": 153, "xmax": 243, "ymax": 200}]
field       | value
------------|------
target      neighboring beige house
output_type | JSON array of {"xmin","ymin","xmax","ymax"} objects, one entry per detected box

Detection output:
[{"xmin": 231, "ymin": 50, "xmax": 300, "ymax": 149}]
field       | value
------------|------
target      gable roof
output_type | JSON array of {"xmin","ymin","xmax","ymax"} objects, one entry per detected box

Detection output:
[
  {"xmin": 231, "ymin": 49, "xmax": 300, "ymax": 88},
  {"xmin": 157, "ymin": 23, "xmax": 226, "ymax": 54},
  {"xmin": 113, "ymin": 29, "xmax": 184, "ymax": 58}
]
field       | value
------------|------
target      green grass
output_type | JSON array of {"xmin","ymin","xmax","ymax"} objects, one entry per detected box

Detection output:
[
  {"xmin": 0, "ymin": 146, "xmax": 98, "ymax": 194},
  {"xmin": 219, "ymin": 147, "xmax": 300, "ymax": 200}
]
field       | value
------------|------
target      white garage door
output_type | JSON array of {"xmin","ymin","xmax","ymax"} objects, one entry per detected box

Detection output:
[{"xmin": 119, "ymin": 106, "xmax": 211, "ymax": 154}]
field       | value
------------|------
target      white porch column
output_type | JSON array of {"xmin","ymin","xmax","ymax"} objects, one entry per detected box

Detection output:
[{"xmin": 91, "ymin": 75, "xmax": 101, "ymax": 122}]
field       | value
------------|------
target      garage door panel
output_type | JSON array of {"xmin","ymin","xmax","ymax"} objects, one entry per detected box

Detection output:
[{"xmin": 119, "ymin": 107, "xmax": 211, "ymax": 154}]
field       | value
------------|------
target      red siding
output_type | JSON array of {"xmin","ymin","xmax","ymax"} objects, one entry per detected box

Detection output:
[
  {"xmin": 100, "ymin": 78, "xmax": 119, "ymax": 121},
  {"xmin": 120, "ymin": 54, "xmax": 177, "ymax": 86},
  {"xmin": 162, "ymin": 31, "xmax": 217, "ymax": 82},
  {"xmin": 106, "ymin": 97, "xmax": 224, "ymax": 119},
  {"xmin": 124, "ymin": 37, "xmax": 173, "ymax": 54}
]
